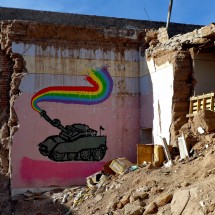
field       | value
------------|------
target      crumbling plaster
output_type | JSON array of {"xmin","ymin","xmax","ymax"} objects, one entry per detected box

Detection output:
[
  {"xmin": 0, "ymin": 21, "xmax": 27, "ymax": 214},
  {"xmin": 0, "ymin": 21, "xmax": 27, "ymax": 173},
  {"xmin": 145, "ymin": 59, "xmax": 174, "ymax": 145},
  {"xmin": 1, "ymin": 16, "xmax": 215, "ymax": 195},
  {"xmin": 145, "ymin": 23, "xmax": 215, "ymax": 145},
  {"xmin": 4, "ymin": 20, "xmax": 150, "ymax": 193}
]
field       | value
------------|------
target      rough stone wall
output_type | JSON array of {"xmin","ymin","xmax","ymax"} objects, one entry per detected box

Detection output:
[
  {"xmin": 0, "ymin": 50, "xmax": 12, "ymax": 173},
  {"xmin": 170, "ymin": 51, "xmax": 193, "ymax": 145},
  {"xmin": 0, "ymin": 21, "xmax": 27, "ymax": 214},
  {"xmin": 146, "ymin": 24, "xmax": 215, "ymax": 146},
  {"xmin": 0, "ymin": 49, "xmax": 12, "ymax": 214}
]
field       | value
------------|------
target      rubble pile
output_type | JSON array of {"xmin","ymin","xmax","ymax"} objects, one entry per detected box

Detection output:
[
  {"xmin": 146, "ymin": 24, "xmax": 215, "ymax": 58},
  {"xmin": 9, "ymin": 22, "xmax": 215, "ymax": 214},
  {"xmin": 12, "ymin": 127, "xmax": 215, "ymax": 214},
  {"xmin": 180, "ymin": 110, "xmax": 215, "ymax": 154}
]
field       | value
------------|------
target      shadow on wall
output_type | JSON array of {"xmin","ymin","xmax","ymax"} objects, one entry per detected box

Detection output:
[
  {"xmin": 140, "ymin": 56, "xmax": 154, "ymax": 144},
  {"xmin": 0, "ymin": 173, "xmax": 11, "ymax": 214}
]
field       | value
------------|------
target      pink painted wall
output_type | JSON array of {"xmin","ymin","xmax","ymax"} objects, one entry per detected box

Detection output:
[
  {"xmin": 11, "ymin": 43, "xmax": 141, "ymax": 190},
  {"xmin": 12, "ymin": 93, "xmax": 139, "ymax": 189}
]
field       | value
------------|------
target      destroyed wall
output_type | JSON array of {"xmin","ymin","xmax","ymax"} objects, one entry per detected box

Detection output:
[
  {"xmin": 0, "ymin": 49, "xmax": 12, "ymax": 214},
  {"xmin": 0, "ymin": 7, "xmax": 203, "ymax": 200},
  {"xmin": 141, "ymin": 52, "xmax": 175, "ymax": 145},
  {"xmin": 0, "ymin": 22, "xmax": 26, "ymax": 213},
  {"xmin": 2, "ymin": 20, "xmax": 144, "ymax": 195},
  {"xmin": 0, "ymin": 49, "xmax": 12, "ymax": 173},
  {"xmin": 145, "ymin": 24, "xmax": 215, "ymax": 146}
]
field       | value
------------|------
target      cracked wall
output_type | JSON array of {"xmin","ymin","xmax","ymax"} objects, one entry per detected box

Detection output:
[
  {"xmin": 144, "ymin": 24, "xmax": 215, "ymax": 146},
  {"xmin": 0, "ymin": 9, "xmax": 209, "ymax": 199},
  {"xmin": 0, "ymin": 20, "xmax": 145, "ymax": 195},
  {"xmin": 0, "ymin": 21, "xmax": 27, "ymax": 214}
]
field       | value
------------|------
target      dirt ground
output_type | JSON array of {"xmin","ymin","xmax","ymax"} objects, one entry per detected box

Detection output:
[
  {"xmin": 11, "ymin": 145, "xmax": 215, "ymax": 215},
  {"xmin": 11, "ymin": 112, "xmax": 215, "ymax": 215}
]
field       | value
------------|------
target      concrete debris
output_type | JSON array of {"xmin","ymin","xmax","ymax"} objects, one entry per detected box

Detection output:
[
  {"xmin": 147, "ymin": 24, "xmax": 215, "ymax": 58},
  {"xmin": 155, "ymin": 193, "xmax": 173, "ymax": 207},
  {"xmin": 193, "ymin": 110, "xmax": 215, "ymax": 133},
  {"xmin": 197, "ymin": 127, "xmax": 205, "ymax": 134},
  {"xmin": 11, "ymin": 137, "xmax": 215, "ymax": 215},
  {"xmin": 143, "ymin": 202, "xmax": 158, "ymax": 215},
  {"xmin": 1, "ymin": 8, "xmax": 215, "ymax": 215},
  {"xmin": 178, "ymin": 133, "xmax": 189, "ymax": 160},
  {"xmin": 124, "ymin": 201, "xmax": 143, "ymax": 215},
  {"xmin": 120, "ymin": 193, "xmax": 131, "ymax": 205}
]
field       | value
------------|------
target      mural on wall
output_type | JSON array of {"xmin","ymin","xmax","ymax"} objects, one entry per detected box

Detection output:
[{"xmin": 31, "ymin": 66, "xmax": 113, "ymax": 162}]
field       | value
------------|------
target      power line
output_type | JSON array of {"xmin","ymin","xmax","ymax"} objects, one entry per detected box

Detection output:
[{"xmin": 144, "ymin": 7, "xmax": 150, "ymax": 21}]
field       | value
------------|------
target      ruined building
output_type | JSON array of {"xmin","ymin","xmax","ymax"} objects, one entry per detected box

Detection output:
[{"xmin": 1, "ymin": 6, "xmax": 215, "ymax": 213}]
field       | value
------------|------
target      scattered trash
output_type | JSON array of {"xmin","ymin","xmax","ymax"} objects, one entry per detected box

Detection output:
[
  {"xmin": 129, "ymin": 165, "xmax": 139, "ymax": 171},
  {"xmin": 178, "ymin": 133, "xmax": 189, "ymax": 160},
  {"xmin": 124, "ymin": 165, "xmax": 139, "ymax": 174},
  {"xmin": 103, "ymin": 160, "xmax": 116, "ymax": 175},
  {"xmin": 109, "ymin": 157, "xmax": 133, "ymax": 175},
  {"xmin": 86, "ymin": 171, "xmax": 109, "ymax": 190},
  {"xmin": 141, "ymin": 161, "xmax": 148, "ymax": 167},
  {"xmin": 198, "ymin": 127, "xmax": 205, "ymax": 134},
  {"xmin": 160, "ymin": 137, "xmax": 173, "ymax": 167},
  {"xmin": 73, "ymin": 189, "xmax": 88, "ymax": 206},
  {"xmin": 61, "ymin": 193, "xmax": 69, "ymax": 204}
]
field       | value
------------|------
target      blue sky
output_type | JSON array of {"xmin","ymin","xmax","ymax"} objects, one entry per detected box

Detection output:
[{"xmin": 0, "ymin": 0, "xmax": 214, "ymax": 25}]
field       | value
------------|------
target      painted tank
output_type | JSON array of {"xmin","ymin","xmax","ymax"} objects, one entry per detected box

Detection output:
[{"xmin": 38, "ymin": 110, "xmax": 107, "ymax": 162}]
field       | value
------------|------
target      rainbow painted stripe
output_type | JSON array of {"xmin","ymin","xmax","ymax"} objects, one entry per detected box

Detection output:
[{"xmin": 31, "ymin": 66, "xmax": 113, "ymax": 112}]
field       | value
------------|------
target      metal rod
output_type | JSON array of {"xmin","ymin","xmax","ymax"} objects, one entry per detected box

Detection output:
[{"xmin": 166, "ymin": 0, "xmax": 173, "ymax": 30}]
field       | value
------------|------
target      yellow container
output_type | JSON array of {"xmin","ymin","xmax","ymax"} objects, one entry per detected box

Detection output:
[
  {"xmin": 137, "ymin": 144, "xmax": 154, "ymax": 164},
  {"xmin": 154, "ymin": 145, "xmax": 165, "ymax": 167},
  {"xmin": 154, "ymin": 145, "xmax": 173, "ymax": 167}
]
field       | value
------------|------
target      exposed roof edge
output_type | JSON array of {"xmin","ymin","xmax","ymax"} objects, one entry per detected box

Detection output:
[{"xmin": 0, "ymin": 7, "xmax": 201, "ymax": 36}]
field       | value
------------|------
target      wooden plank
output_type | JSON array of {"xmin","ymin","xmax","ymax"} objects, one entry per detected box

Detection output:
[
  {"xmin": 189, "ymin": 93, "xmax": 215, "ymax": 101},
  {"xmin": 203, "ymin": 98, "xmax": 206, "ymax": 110},
  {"xmin": 189, "ymin": 100, "xmax": 193, "ymax": 115},
  {"xmin": 186, "ymin": 113, "xmax": 195, "ymax": 117},
  {"xmin": 211, "ymin": 96, "xmax": 214, "ymax": 111},
  {"xmin": 187, "ymin": 92, "xmax": 215, "ymax": 118},
  {"xmin": 197, "ymin": 99, "xmax": 201, "ymax": 111}
]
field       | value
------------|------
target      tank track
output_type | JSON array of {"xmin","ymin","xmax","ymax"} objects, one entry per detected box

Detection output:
[{"xmin": 48, "ymin": 145, "xmax": 107, "ymax": 162}]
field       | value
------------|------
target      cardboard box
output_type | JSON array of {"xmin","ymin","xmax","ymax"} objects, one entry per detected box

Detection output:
[
  {"xmin": 103, "ymin": 160, "xmax": 116, "ymax": 175},
  {"xmin": 109, "ymin": 157, "xmax": 133, "ymax": 175}
]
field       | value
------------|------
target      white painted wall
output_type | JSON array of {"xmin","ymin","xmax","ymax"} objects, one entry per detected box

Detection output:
[{"xmin": 145, "ymin": 59, "xmax": 174, "ymax": 145}]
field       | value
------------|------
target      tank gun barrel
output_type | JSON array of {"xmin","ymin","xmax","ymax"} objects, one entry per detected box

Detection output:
[{"xmin": 40, "ymin": 110, "xmax": 68, "ymax": 134}]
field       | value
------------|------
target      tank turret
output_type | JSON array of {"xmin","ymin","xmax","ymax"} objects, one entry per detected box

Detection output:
[{"xmin": 38, "ymin": 110, "xmax": 107, "ymax": 162}]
